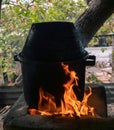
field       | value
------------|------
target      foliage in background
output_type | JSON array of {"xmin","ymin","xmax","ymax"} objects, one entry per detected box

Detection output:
[{"xmin": 86, "ymin": 72, "xmax": 102, "ymax": 84}]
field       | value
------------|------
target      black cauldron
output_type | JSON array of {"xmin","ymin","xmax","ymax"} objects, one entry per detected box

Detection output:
[{"xmin": 15, "ymin": 22, "xmax": 95, "ymax": 109}]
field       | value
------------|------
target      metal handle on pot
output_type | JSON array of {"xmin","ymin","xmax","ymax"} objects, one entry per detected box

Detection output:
[
  {"xmin": 85, "ymin": 55, "xmax": 96, "ymax": 66},
  {"xmin": 14, "ymin": 53, "xmax": 22, "ymax": 62}
]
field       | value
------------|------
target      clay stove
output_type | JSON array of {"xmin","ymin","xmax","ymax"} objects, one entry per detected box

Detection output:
[{"xmin": 3, "ymin": 22, "xmax": 114, "ymax": 130}]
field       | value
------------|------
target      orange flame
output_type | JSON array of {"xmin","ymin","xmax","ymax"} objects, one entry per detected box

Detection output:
[{"xmin": 28, "ymin": 62, "xmax": 94, "ymax": 117}]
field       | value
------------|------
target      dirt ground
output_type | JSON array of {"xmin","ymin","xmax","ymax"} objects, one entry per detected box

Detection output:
[{"xmin": 86, "ymin": 66, "xmax": 112, "ymax": 83}]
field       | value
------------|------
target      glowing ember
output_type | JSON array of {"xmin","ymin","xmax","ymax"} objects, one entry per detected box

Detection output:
[{"xmin": 28, "ymin": 62, "xmax": 94, "ymax": 117}]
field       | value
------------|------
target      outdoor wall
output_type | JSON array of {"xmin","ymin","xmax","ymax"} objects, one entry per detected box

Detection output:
[
  {"xmin": 85, "ymin": 47, "xmax": 112, "ymax": 83},
  {"xmin": 85, "ymin": 46, "xmax": 112, "ymax": 62}
]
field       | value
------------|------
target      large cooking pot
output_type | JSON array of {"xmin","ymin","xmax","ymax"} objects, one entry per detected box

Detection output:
[{"xmin": 14, "ymin": 22, "xmax": 95, "ymax": 109}]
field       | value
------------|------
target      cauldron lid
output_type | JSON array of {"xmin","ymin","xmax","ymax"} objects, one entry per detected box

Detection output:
[{"xmin": 21, "ymin": 22, "xmax": 88, "ymax": 62}]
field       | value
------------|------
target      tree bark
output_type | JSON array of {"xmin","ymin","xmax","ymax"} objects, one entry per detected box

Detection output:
[{"xmin": 74, "ymin": 0, "xmax": 114, "ymax": 47}]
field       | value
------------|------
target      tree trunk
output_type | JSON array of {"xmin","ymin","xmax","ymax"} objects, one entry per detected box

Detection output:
[{"xmin": 74, "ymin": 0, "xmax": 114, "ymax": 47}]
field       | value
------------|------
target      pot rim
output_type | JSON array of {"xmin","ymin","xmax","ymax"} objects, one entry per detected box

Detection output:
[{"xmin": 14, "ymin": 52, "xmax": 90, "ymax": 64}]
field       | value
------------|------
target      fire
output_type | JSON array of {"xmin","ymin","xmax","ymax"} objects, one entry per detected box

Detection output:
[{"xmin": 28, "ymin": 62, "xmax": 94, "ymax": 117}]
